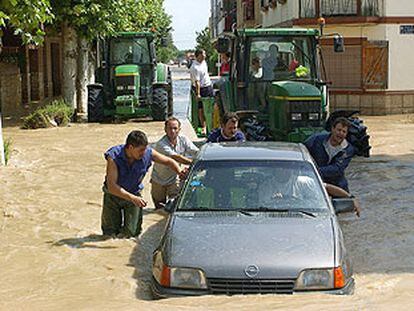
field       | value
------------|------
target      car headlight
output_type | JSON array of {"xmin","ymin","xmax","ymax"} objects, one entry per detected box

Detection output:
[
  {"xmin": 170, "ymin": 267, "xmax": 207, "ymax": 289},
  {"xmin": 295, "ymin": 268, "xmax": 333, "ymax": 290},
  {"xmin": 152, "ymin": 251, "xmax": 207, "ymax": 289},
  {"xmin": 291, "ymin": 113, "xmax": 302, "ymax": 121},
  {"xmin": 295, "ymin": 267, "xmax": 348, "ymax": 290},
  {"xmin": 116, "ymin": 85, "xmax": 124, "ymax": 91},
  {"xmin": 308, "ymin": 112, "xmax": 319, "ymax": 120},
  {"xmin": 127, "ymin": 85, "xmax": 135, "ymax": 90}
]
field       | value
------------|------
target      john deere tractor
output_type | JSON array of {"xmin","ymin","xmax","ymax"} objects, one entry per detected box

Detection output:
[
  {"xmin": 190, "ymin": 28, "xmax": 370, "ymax": 156},
  {"xmin": 88, "ymin": 32, "xmax": 173, "ymax": 122}
]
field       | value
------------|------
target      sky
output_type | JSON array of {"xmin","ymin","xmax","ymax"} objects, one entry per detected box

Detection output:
[{"xmin": 164, "ymin": 0, "xmax": 211, "ymax": 50}]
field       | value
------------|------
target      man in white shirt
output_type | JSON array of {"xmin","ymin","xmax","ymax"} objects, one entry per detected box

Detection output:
[
  {"xmin": 151, "ymin": 117, "xmax": 199, "ymax": 210},
  {"xmin": 190, "ymin": 49, "xmax": 214, "ymax": 135}
]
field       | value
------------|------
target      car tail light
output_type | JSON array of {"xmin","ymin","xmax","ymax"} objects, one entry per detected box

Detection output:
[
  {"xmin": 334, "ymin": 266, "xmax": 345, "ymax": 288},
  {"xmin": 160, "ymin": 264, "xmax": 171, "ymax": 287}
]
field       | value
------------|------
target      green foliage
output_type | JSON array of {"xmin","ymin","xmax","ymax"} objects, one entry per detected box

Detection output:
[
  {"xmin": 22, "ymin": 99, "xmax": 74, "ymax": 129},
  {"xmin": 3, "ymin": 138, "xmax": 12, "ymax": 165},
  {"xmin": 50, "ymin": 0, "xmax": 172, "ymax": 48},
  {"xmin": 0, "ymin": 0, "xmax": 54, "ymax": 44},
  {"xmin": 195, "ymin": 27, "xmax": 219, "ymax": 75},
  {"xmin": 0, "ymin": 0, "xmax": 173, "ymax": 49}
]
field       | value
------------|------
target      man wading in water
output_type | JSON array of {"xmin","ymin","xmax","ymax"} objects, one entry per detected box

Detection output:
[{"xmin": 101, "ymin": 130, "xmax": 185, "ymax": 238}]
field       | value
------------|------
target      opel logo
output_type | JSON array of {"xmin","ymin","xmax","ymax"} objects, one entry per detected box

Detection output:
[{"xmin": 244, "ymin": 264, "xmax": 259, "ymax": 278}]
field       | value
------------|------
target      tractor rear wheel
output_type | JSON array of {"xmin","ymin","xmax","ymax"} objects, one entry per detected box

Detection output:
[
  {"xmin": 152, "ymin": 87, "xmax": 168, "ymax": 121},
  {"xmin": 87, "ymin": 84, "xmax": 104, "ymax": 122}
]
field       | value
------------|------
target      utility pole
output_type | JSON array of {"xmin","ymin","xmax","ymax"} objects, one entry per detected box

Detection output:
[
  {"xmin": 0, "ymin": 38, "xmax": 6, "ymax": 165},
  {"xmin": 0, "ymin": 110, "xmax": 5, "ymax": 166}
]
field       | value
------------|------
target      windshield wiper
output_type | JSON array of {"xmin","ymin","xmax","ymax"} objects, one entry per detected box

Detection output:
[
  {"xmin": 244, "ymin": 207, "xmax": 317, "ymax": 218},
  {"xmin": 179, "ymin": 208, "xmax": 254, "ymax": 216},
  {"xmin": 234, "ymin": 209, "xmax": 253, "ymax": 216},
  {"xmin": 296, "ymin": 210, "xmax": 317, "ymax": 218},
  {"xmin": 245, "ymin": 207, "xmax": 290, "ymax": 212},
  {"xmin": 179, "ymin": 208, "xmax": 225, "ymax": 212}
]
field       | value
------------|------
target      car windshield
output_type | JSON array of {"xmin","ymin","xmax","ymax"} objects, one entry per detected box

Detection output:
[
  {"xmin": 178, "ymin": 160, "xmax": 329, "ymax": 212},
  {"xmin": 248, "ymin": 36, "xmax": 316, "ymax": 82},
  {"xmin": 110, "ymin": 37, "xmax": 150, "ymax": 64}
]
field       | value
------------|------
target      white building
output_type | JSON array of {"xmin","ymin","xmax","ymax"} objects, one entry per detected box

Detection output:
[{"xmin": 211, "ymin": 0, "xmax": 238, "ymax": 38}]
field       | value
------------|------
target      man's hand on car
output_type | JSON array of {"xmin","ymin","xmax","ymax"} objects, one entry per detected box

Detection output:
[{"xmin": 178, "ymin": 167, "xmax": 189, "ymax": 180}]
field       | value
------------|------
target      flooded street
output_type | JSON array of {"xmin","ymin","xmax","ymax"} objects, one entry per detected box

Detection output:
[{"xmin": 1, "ymin": 68, "xmax": 414, "ymax": 310}]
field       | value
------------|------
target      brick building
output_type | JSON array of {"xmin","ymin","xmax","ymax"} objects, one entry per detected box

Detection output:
[{"xmin": 0, "ymin": 27, "xmax": 63, "ymax": 117}]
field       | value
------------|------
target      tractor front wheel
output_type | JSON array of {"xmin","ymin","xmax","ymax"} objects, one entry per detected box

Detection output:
[{"xmin": 152, "ymin": 87, "xmax": 168, "ymax": 121}]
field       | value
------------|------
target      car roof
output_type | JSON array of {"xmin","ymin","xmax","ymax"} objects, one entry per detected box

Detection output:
[{"xmin": 197, "ymin": 142, "xmax": 313, "ymax": 162}]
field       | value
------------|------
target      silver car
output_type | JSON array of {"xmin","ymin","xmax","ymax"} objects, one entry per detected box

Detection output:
[{"xmin": 151, "ymin": 142, "xmax": 355, "ymax": 297}]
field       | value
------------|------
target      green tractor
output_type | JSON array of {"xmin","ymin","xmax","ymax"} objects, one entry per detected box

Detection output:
[
  {"xmin": 191, "ymin": 28, "xmax": 365, "ymax": 144},
  {"xmin": 88, "ymin": 32, "xmax": 173, "ymax": 122}
]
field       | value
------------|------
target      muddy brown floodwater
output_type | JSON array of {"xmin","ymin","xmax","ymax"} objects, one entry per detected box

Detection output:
[{"xmin": 1, "ymin": 114, "xmax": 414, "ymax": 310}]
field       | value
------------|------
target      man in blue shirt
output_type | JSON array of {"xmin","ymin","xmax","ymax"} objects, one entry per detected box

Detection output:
[
  {"xmin": 207, "ymin": 112, "xmax": 246, "ymax": 143},
  {"xmin": 304, "ymin": 117, "xmax": 355, "ymax": 191},
  {"xmin": 102, "ymin": 130, "xmax": 184, "ymax": 238}
]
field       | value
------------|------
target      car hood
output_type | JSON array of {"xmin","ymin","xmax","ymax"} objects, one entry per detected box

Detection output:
[{"xmin": 166, "ymin": 212, "xmax": 335, "ymax": 279}]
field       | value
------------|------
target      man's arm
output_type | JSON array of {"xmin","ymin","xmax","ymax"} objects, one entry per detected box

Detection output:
[
  {"xmin": 170, "ymin": 154, "xmax": 192, "ymax": 165},
  {"xmin": 106, "ymin": 158, "xmax": 147, "ymax": 207},
  {"xmin": 194, "ymin": 80, "xmax": 201, "ymax": 99},
  {"xmin": 325, "ymin": 183, "xmax": 361, "ymax": 217},
  {"xmin": 152, "ymin": 149, "xmax": 185, "ymax": 178},
  {"xmin": 159, "ymin": 137, "xmax": 197, "ymax": 165}
]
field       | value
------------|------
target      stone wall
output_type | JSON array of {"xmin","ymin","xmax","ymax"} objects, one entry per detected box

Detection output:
[
  {"xmin": 330, "ymin": 93, "xmax": 414, "ymax": 115},
  {"xmin": 0, "ymin": 62, "xmax": 22, "ymax": 116}
]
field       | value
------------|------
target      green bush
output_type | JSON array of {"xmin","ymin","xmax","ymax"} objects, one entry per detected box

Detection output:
[
  {"xmin": 4, "ymin": 138, "xmax": 12, "ymax": 165},
  {"xmin": 22, "ymin": 99, "xmax": 74, "ymax": 129}
]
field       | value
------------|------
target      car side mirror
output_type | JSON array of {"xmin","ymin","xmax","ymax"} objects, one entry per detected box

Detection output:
[
  {"xmin": 333, "ymin": 35, "xmax": 345, "ymax": 53},
  {"xmin": 216, "ymin": 37, "xmax": 230, "ymax": 54},
  {"xmin": 101, "ymin": 60, "xmax": 107, "ymax": 69},
  {"xmin": 164, "ymin": 198, "xmax": 177, "ymax": 214},
  {"xmin": 332, "ymin": 198, "xmax": 355, "ymax": 214}
]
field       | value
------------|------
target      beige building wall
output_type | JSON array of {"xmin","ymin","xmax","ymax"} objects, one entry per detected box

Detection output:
[
  {"xmin": 385, "ymin": 0, "xmax": 414, "ymax": 16},
  {"xmin": 261, "ymin": 0, "xmax": 297, "ymax": 27},
  {"xmin": 322, "ymin": 23, "xmax": 414, "ymax": 91}
]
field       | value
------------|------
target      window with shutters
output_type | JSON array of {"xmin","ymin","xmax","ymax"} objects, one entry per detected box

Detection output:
[
  {"xmin": 321, "ymin": 38, "xmax": 388, "ymax": 90},
  {"xmin": 362, "ymin": 40, "xmax": 388, "ymax": 89}
]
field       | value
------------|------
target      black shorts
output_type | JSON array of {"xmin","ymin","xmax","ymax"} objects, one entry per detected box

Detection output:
[{"xmin": 192, "ymin": 85, "xmax": 214, "ymax": 109}]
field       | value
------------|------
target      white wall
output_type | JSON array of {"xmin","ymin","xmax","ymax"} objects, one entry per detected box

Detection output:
[
  {"xmin": 386, "ymin": 24, "xmax": 414, "ymax": 90},
  {"xmin": 320, "ymin": 24, "xmax": 387, "ymax": 40},
  {"xmin": 385, "ymin": 0, "xmax": 414, "ymax": 16},
  {"xmin": 261, "ymin": 1, "xmax": 298, "ymax": 27}
]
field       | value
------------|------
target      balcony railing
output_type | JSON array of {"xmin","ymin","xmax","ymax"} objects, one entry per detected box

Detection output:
[{"xmin": 300, "ymin": 0, "xmax": 383, "ymax": 18}]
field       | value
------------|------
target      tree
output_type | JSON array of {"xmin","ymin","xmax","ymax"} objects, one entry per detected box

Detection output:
[
  {"xmin": 0, "ymin": 0, "xmax": 174, "ymax": 114},
  {"xmin": 0, "ymin": 0, "xmax": 53, "ymax": 44},
  {"xmin": 49, "ymin": 0, "xmax": 174, "ymax": 112},
  {"xmin": 195, "ymin": 27, "xmax": 218, "ymax": 75}
]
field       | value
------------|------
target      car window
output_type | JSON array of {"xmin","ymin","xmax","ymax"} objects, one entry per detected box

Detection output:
[{"xmin": 178, "ymin": 160, "xmax": 329, "ymax": 212}]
